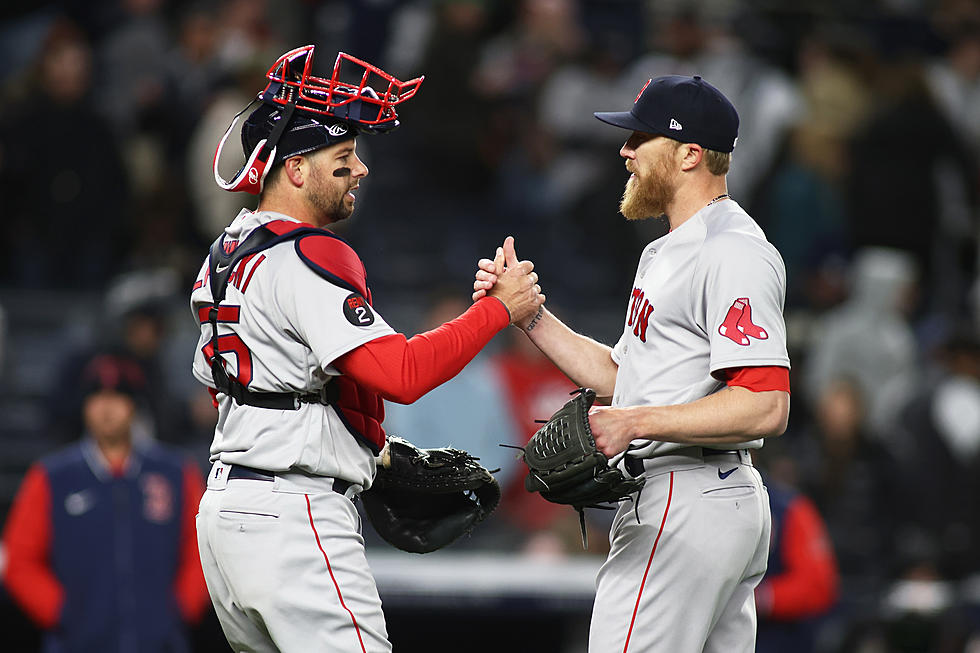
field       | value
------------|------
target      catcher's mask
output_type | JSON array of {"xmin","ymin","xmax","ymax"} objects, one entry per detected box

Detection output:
[{"xmin": 214, "ymin": 45, "xmax": 423, "ymax": 195}]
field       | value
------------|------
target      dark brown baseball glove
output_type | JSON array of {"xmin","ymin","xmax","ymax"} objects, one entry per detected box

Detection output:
[
  {"xmin": 361, "ymin": 436, "xmax": 500, "ymax": 554},
  {"xmin": 522, "ymin": 388, "xmax": 645, "ymax": 546}
]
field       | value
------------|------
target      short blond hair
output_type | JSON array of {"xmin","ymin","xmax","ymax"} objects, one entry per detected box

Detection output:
[
  {"xmin": 666, "ymin": 137, "xmax": 731, "ymax": 175},
  {"xmin": 703, "ymin": 148, "xmax": 731, "ymax": 175}
]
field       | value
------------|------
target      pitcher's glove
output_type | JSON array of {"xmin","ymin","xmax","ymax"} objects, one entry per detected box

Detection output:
[
  {"xmin": 361, "ymin": 436, "xmax": 500, "ymax": 554},
  {"xmin": 522, "ymin": 388, "xmax": 645, "ymax": 545}
]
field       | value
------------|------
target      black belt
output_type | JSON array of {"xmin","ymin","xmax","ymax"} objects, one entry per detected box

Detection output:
[
  {"xmin": 624, "ymin": 448, "xmax": 744, "ymax": 476},
  {"xmin": 222, "ymin": 384, "xmax": 334, "ymax": 411},
  {"xmin": 227, "ymin": 465, "xmax": 352, "ymax": 495}
]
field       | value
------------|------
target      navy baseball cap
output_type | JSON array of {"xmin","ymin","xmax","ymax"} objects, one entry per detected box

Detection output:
[
  {"xmin": 595, "ymin": 75, "xmax": 739, "ymax": 153},
  {"xmin": 79, "ymin": 354, "xmax": 146, "ymax": 400}
]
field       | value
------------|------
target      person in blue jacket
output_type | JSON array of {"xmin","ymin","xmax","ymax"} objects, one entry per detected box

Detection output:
[{"xmin": 2, "ymin": 352, "xmax": 210, "ymax": 652}]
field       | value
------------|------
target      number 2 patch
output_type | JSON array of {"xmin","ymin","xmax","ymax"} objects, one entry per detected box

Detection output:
[{"xmin": 343, "ymin": 293, "xmax": 375, "ymax": 326}]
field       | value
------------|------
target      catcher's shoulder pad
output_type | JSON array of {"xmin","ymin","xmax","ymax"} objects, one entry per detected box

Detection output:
[{"xmin": 293, "ymin": 231, "xmax": 369, "ymax": 298}]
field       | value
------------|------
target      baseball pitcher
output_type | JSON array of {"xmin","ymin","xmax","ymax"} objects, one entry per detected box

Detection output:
[{"xmin": 475, "ymin": 76, "xmax": 791, "ymax": 653}]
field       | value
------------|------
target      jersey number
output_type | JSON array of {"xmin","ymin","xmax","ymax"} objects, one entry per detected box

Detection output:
[{"xmin": 201, "ymin": 304, "xmax": 253, "ymax": 386}]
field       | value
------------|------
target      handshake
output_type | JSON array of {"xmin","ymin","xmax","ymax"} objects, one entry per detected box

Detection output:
[{"xmin": 472, "ymin": 236, "xmax": 545, "ymax": 328}]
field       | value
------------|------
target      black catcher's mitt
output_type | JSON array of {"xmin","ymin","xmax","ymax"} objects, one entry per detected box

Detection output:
[
  {"xmin": 361, "ymin": 436, "xmax": 500, "ymax": 554},
  {"xmin": 522, "ymin": 388, "xmax": 645, "ymax": 545}
]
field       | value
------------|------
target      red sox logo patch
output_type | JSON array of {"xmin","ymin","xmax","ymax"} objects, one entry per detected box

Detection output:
[
  {"xmin": 718, "ymin": 297, "xmax": 768, "ymax": 346},
  {"xmin": 344, "ymin": 293, "xmax": 375, "ymax": 326},
  {"xmin": 141, "ymin": 473, "xmax": 174, "ymax": 523}
]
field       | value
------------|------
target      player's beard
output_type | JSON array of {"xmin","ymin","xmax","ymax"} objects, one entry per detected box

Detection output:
[
  {"xmin": 308, "ymin": 164, "xmax": 356, "ymax": 223},
  {"xmin": 619, "ymin": 156, "xmax": 676, "ymax": 221}
]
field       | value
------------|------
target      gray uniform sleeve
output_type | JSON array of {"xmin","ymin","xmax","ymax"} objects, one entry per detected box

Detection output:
[
  {"xmin": 695, "ymin": 232, "xmax": 790, "ymax": 375},
  {"xmin": 277, "ymin": 256, "xmax": 396, "ymax": 371}
]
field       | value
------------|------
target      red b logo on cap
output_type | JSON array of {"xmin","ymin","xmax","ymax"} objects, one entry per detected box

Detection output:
[{"xmin": 634, "ymin": 79, "xmax": 652, "ymax": 103}]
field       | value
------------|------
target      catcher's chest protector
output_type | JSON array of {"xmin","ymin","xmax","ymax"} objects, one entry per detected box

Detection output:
[{"xmin": 205, "ymin": 219, "xmax": 385, "ymax": 453}]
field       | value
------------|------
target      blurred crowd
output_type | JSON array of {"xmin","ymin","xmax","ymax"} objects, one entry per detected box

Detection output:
[{"xmin": 0, "ymin": 0, "xmax": 979, "ymax": 651}]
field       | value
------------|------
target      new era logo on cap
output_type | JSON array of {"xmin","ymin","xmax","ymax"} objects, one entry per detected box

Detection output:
[{"xmin": 669, "ymin": 118, "xmax": 683, "ymax": 131}]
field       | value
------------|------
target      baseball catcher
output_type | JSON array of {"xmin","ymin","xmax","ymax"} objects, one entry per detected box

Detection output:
[
  {"xmin": 192, "ymin": 43, "xmax": 543, "ymax": 652},
  {"xmin": 521, "ymin": 388, "xmax": 645, "ymax": 546},
  {"xmin": 362, "ymin": 436, "xmax": 500, "ymax": 553}
]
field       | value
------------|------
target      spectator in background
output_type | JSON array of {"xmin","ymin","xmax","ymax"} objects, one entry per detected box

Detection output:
[
  {"xmin": 1, "ymin": 353, "xmax": 209, "ymax": 652},
  {"xmin": 755, "ymin": 475, "xmax": 839, "ymax": 653},
  {"xmin": 0, "ymin": 17, "xmax": 129, "ymax": 289},
  {"xmin": 889, "ymin": 329, "xmax": 980, "ymax": 583},
  {"xmin": 468, "ymin": 0, "xmax": 588, "ymax": 265},
  {"xmin": 48, "ymin": 268, "xmax": 187, "ymax": 446},
  {"xmin": 163, "ymin": 5, "xmax": 224, "ymax": 137},
  {"xmin": 622, "ymin": 5, "xmax": 802, "ymax": 204},
  {"xmin": 803, "ymin": 247, "xmax": 921, "ymax": 437},
  {"xmin": 846, "ymin": 52, "xmax": 977, "ymax": 322},
  {"xmin": 93, "ymin": 0, "xmax": 170, "ymax": 140},
  {"xmin": 344, "ymin": 0, "xmax": 499, "ymax": 295},
  {"xmin": 783, "ymin": 377, "xmax": 902, "ymax": 650},
  {"xmin": 473, "ymin": 0, "xmax": 585, "ymax": 103},
  {"xmin": 475, "ymin": 7, "xmax": 648, "ymax": 311},
  {"xmin": 506, "ymin": 33, "xmax": 646, "ymax": 307},
  {"xmin": 753, "ymin": 25, "xmax": 872, "ymax": 310},
  {"xmin": 394, "ymin": 0, "xmax": 493, "ymax": 195},
  {"xmin": 187, "ymin": 59, "xmax": 263, "ymax": 241},
  {"xmin": 927, "ymin": 12, "xmax": 980, "ymax": 163},
  {"xmin": 212, "ymin": 0, "xmax": 283, "ymax": 73}
]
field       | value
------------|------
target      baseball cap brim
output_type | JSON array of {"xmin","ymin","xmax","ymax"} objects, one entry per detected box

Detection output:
[{"xmin": 594, "ymin": 110, "xmax": 656, "ymax": 133}]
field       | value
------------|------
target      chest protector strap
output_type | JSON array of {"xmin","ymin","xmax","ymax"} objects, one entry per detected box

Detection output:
[
  {"xmin": 205, "ymin": 221, "xmax": 385, "ymax": 454},
  {"xmin": 207, "ymin": 224, "xmax": 328, "ymax": 410}
]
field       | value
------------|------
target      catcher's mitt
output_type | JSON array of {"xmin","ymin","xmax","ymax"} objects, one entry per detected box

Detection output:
[
  {"xmin": 361, "ymin": 436, "xmax": 500, "ymax": 554},
  {"xmin": 522, "ymin": 388, "xmax": 645, "ymax": 546}
]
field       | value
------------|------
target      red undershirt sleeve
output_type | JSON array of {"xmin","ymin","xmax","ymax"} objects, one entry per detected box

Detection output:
[
  {"xmin": 2, "ymin": 464, "xmax": 64, "ymax": 629},
  {"xmin": 174, "ymin": 463, "xmax": 210, "ymax": 623},
  {"xmin": 756, "ymin": 496, "xmax": 839, "ymax": 620},
  {"xmin": 334, "ymin": 297, "xmax": 510, "ymax": 404},
  {"xmin": 720, "ymin": 365, "xmax": 790, "ymax": 393}
]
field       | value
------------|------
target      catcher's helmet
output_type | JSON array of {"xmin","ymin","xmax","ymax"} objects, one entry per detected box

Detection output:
[{"xmin": 214, "ymin": 45, "xmax": 423, "ymax": 195}]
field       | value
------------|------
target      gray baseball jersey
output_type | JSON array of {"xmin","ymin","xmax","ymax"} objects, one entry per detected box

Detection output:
[
  {"xmin": 591, "ymin": 198, "xmax": 788, "ymax": 653},
  {"xmin": 191, "ymin": 209, "xmax": 395, "ymax": 487},
  {"xmin": 192, "ymin": 209, "xmax": 398, "ymax": 653},
  {"xmin": 610, "ymin": 198, "xmax": 789, "ymax": 459}
]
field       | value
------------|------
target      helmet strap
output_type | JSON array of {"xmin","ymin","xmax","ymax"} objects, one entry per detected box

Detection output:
[{"xmin": 213, "ymin": 99, "xmax": 297, "ymax": 195}]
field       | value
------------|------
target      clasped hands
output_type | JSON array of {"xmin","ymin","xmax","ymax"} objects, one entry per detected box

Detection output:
[
  {"xmin": 472, "ymin": 236, "xmax": 545, "ymax": 327},
  {"xmin": 470, "ymin": 237, "xmax": 637, "ymax": 457}
]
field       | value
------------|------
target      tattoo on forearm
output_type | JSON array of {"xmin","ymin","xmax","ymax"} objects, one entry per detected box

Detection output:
[{"xmin": 525, "ymin": 306, "xmax": 544, "ymax": 332}]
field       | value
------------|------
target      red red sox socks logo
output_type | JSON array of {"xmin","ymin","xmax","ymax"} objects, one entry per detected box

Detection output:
[{"xmin": 718, "ymin": 297, "xmax": 768, "ymax": 346}]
